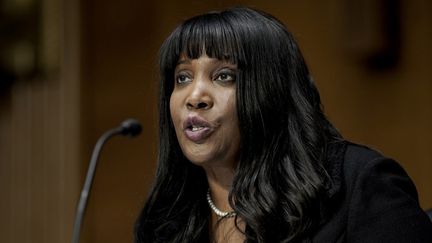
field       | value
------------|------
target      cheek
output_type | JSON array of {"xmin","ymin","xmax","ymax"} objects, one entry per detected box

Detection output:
[
  {"xmin": 169, "ymin": 94, "xmax": 182, "ymax": 133},
  {"xmin": 224, "ymin": 90, "xmax": 238, "ymax": 123},
  {"xmin": 169, "ymin": 96, "xmax": 175, "ymax": 120}
]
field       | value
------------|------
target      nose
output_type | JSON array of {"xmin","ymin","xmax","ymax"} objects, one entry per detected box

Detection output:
[{"xmin": 186, "ymin": 80, "xmax": 214, "ymax": 110}]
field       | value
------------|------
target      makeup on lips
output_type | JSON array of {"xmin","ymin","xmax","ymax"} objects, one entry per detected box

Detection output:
[{"xmin": 183, "ymin": 115, "xmax": 214, "ymax": 143}]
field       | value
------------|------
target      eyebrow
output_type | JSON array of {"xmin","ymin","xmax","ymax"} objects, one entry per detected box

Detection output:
[{"xmin": 177, "ymin": 59, "xmax": 191, "ymax": 65}]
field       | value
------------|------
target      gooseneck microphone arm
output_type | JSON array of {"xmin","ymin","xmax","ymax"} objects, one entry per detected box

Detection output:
[{"xmin": 72, "ymin": 119, "xmax": 142, "ymax": 243}]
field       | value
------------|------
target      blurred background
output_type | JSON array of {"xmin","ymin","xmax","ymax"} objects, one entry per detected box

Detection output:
[{"xmin": 0, "ymin": 0, "xmax": 431, "ymax": 242}]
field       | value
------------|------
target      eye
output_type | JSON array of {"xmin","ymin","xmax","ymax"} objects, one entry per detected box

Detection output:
[
  {"xmin": 175, "ymin": 73, "xmax": 192, "ymax": 84},
  {"xmin": 214, "ymin": 70, "xmax": 236, "ymax": 82}
]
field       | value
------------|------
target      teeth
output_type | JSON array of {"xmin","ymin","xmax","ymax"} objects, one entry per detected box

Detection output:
[{"xmin": 191, "ymin": 126, "xmax": 204, "ymax": 132}]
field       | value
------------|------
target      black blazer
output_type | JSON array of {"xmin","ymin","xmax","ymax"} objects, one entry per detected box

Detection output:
[{"xmin": 311, "ymin": 141, "xmax": 432, "ymax": 242}]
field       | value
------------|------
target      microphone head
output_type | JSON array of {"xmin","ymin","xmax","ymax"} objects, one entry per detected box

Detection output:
[{"xmin": 120, "ymin": 118, "xmax": 142, "ymax": 137}]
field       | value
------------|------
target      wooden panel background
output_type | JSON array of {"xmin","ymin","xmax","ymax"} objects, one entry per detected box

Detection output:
[
  {"xmin": 0, "ymin": 0, "xmax": 81, "ymax": 241},
  {"xmin": 0, "ymin": 0, "xmax": 431, "ymax": 242}
]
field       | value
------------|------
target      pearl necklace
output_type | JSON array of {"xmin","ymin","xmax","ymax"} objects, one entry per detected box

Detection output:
[{"xmin": 206, "ymin": 189, "xmax": 236, "ymax": 218}]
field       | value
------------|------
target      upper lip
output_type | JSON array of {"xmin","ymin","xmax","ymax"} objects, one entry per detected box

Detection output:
[{"xmin": 183, "ymin": 115, "xmax": 212, "ymax": 130}]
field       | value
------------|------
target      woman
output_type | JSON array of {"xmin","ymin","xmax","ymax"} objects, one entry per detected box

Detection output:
[{"xmin": 135, "ymin": 7, "xmax": 432, "ymax": 242}]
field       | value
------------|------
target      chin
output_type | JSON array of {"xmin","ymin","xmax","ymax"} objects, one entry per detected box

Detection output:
[{"xmin": 184, "ymin": 152, "xmax": 214, "ymax": 166}]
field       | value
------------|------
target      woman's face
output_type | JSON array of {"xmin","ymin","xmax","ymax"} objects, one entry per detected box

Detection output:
[{"xmin": 170, "ymin": 54, "xmax": 240, "ymax": 168}]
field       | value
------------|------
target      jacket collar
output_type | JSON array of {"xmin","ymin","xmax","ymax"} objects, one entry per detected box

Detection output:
[{"xmin": 323, "ymin": 140, "xmax": 347, "ymax": 199}]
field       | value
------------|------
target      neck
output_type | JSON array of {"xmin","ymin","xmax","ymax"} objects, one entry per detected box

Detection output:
[
  {"xmin": 203, "ymin": 164, "xmax": 235, "ymax": 212},
  {"xmin": 203, "ymin": 164, "xmax": 246, "ymax": 243}
]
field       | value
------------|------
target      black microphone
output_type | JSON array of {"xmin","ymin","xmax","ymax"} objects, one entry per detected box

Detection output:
[
  {"xmin": 72, "ymin": 119, "xmax": 142, "ymax": 243},
  {"xmin": 120, "ymin": 118, "xmax": 142, "ymax": 137}
]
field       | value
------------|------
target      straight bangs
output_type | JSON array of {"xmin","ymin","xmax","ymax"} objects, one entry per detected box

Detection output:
[{"xmin": 160, "ymin": 11, "xmax": 245, "ymax": 84}]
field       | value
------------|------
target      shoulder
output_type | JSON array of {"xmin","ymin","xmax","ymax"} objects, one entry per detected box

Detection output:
[
  {"xmin": 344, "ymin": 142, "xmax": 384, "ymax": 164},
  {"xmin": 342, "ymin": 142, "xmax": 405, "ymax": 186},
  {"xmin": 341, "ymin": 142, "xmax": 420, "ymax": 207},
  {"xmin": 343, "ymin": 142, "xmax": 390, "ymax": 171},
  {"xmin": 339, "ymin": 142, "xmax": 432, "ymax": 242},
  {"xmin": 323, "ymin": 141, "xmax": 385, "ymax": 198}
]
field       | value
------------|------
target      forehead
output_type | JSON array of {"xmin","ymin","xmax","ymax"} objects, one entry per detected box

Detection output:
[{"xmin": 175, "ymin": 54, "xmax": 237, "ymax": 72}]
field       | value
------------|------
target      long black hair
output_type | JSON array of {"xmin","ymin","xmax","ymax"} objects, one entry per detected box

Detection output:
[{"xmin": 135, "ymin": 7, "xmax": 341, "ymax": 243}]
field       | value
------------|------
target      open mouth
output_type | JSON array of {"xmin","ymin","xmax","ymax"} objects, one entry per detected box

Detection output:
[{"xmin": 183, "ymin": 116, "xmax": 214, "ymax": 142}]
